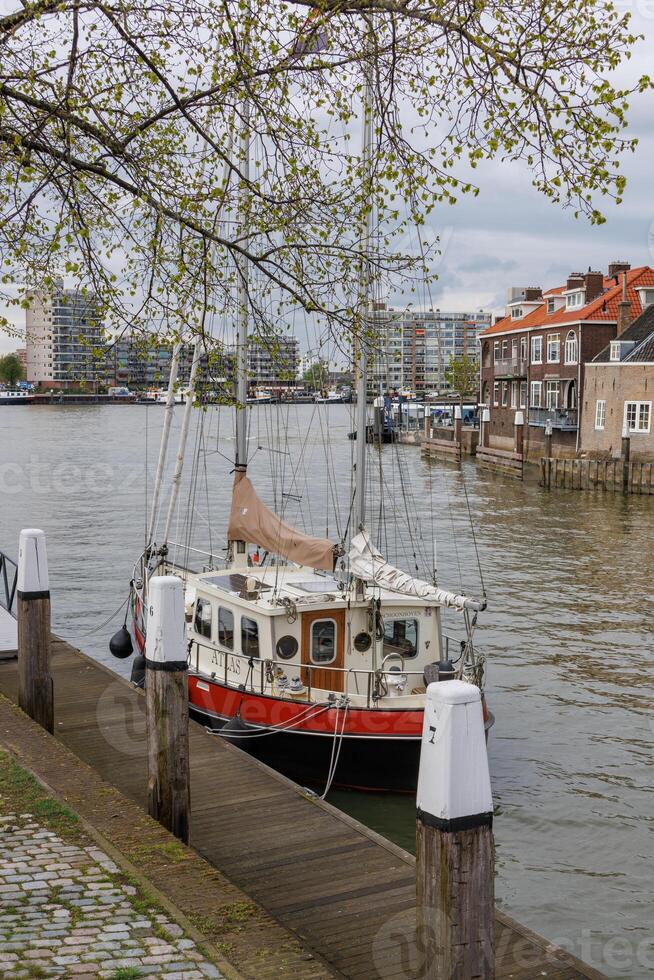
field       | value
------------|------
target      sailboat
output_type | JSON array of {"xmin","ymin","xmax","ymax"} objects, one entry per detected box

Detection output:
[{"xmin": 117, "ymin": 63, "xmax": 492, "ymax": 795}]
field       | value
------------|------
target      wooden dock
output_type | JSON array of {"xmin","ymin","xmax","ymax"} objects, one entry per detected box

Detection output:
[{"xmin": 0, "ymin": 638, "xmax": 606, "ymax": 979}]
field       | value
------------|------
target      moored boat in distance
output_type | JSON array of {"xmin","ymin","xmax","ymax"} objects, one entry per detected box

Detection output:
[{"xmin": 0, "ymin": 387, "xmax": 34, "ymax": 405}]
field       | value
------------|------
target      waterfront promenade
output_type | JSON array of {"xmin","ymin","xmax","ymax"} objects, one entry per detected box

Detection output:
[{"xmin": 0, "ymin": 633, "xmax": 606, "ymax": 979}]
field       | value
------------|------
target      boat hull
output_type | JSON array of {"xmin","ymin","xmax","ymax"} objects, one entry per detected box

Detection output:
[{"xmin": 188, "ymin": 673, "xmax": 422, "ymax": 793}]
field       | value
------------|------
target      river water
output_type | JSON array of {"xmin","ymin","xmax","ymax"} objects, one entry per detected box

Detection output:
[{"xmin": 1, "ymin": 403, "xmax": 652, "ymax": 978}]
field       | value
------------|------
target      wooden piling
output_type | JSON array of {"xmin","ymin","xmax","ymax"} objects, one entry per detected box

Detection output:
[
  {"xmin": 622, "ymin": 428, "xmax": 631, "ymax": 494},
  {"xmin": 17, "ymin": 529, "xmax": 53, "ymax": 734},
  {"xmin": 145, "ymin": 575, "xmax": 191, "ymax": 844},
  {"xmin": 416, "ymin": 681, "xmax": 494, "ymax": 979}
]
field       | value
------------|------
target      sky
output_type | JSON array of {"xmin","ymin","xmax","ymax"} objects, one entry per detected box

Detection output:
[{"xmin": 2, "ymin": 4, "xmax": 654, "ymax": 354}]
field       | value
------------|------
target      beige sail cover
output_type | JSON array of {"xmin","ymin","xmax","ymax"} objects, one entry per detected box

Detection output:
[{"xmin": 228, "ymin": 473, "xmax": 336, "ymax": 572}]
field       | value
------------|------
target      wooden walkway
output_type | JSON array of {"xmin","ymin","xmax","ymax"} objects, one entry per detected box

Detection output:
[{"xmin": 0, "ymin": 640, "xmax": 606, "ymax": 980}]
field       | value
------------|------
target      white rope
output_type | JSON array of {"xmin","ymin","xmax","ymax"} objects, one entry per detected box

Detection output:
[{"xmin": 320, "ymin": 699, "xmax": 349, "ymax": 799}]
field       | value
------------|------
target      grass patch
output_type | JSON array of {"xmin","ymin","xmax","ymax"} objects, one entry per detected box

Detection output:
[
  {"xmin": 109, "ymin": 970, "xmax": 142, "ymax": 980},
  {"xmin": 129, "ymin": 840, "xmax": 188, "ymax": 864},
  {"xmin": 26, "ymin": 966, "xmax": 48, "ymax": 979},
  {"xmin": 0, "ymin": 752, "xmax": 82, "ymax": 841}
]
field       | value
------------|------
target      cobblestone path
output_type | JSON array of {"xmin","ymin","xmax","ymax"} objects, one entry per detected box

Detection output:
[{"xmin": 0, "ymin": 813, "xmax": 224, "ymax": 979}]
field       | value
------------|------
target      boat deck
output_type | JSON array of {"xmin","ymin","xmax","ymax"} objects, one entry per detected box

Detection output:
[
  {"xmin": 0, "ymin": 606, "xmax": 17, "ymax": 658},
  {"xmin": 0, "ymin": 639, "xmax": 606, "ymax": 979}
]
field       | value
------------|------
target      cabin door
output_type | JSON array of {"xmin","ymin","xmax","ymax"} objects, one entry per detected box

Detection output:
[{"xmin": 301, "ymin": 609, "xmax": 345, "ymax": 693}]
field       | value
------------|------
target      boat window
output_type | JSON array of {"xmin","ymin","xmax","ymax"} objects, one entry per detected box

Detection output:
[
  {"xmin": 218, "ymin": 607, "xmax": 234, "ymax": 650},
  {"xmin": 194, "ymin": 598, "xmax": 212, "ymax": 639},
  {"xmin": 276, "ymin": 635, "xmax": 298, "ymax": 660},
  {"xmin": 241, "ymin": 616, "xmax": 260, "ymax": 658},
  {"xmin": 311, "ymin": 619, "xmax": 336, "ymax": 665},
  {"xmin": 383, "ymin": 618, "xmax": 418, "ymax": 659}
]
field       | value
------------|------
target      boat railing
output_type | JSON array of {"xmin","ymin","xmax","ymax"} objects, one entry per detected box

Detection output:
[
  {"xmin": 0, "ymin": 549, "xmax": 18, "ymax": 616},
  {"xmin": 191, "ymin": 639, "xmax": 449, "ymax": 708}
]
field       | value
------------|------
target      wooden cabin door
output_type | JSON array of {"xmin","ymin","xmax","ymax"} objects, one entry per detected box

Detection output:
[{"xmin": 301, "ymin": 609, "xmax": 345, "ymax": 693}]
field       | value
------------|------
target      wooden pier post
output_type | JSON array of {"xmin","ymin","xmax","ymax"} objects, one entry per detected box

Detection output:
[
  {"xmin": 481, "ymin": 407, "xmax": 490, "ymax": 449},
  {"xmin": 514, "ymin": 410, "xmax": 524, "ymax": 457},
  {"xmin": 544, "ymin": 419, "xmax": 553, "ymax": 460},
  {"xmin": 424, "ymin": 404, "xmax": 431, "ymax": 440},
  {"xmin": 416, "ymin": 680, "xmax": 494, "ymax": 979},
  {"xmin": 145, "ymin": 575, "xmax": 190, "ymax": 844},
  {"xmin": 621, "ymin": 424, "xmax": 631, "ymax": 494},
  {"xmin": 17, "ymin": 529, "xmax": 53, "ymax": 734},
  {"xmin": 454, "ymin": 405, "xmax": 462, "ymax": 448}
]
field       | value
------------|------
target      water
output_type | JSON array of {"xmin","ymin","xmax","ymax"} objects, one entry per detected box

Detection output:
[{"xmin": 1, "ymin": 403, "xmax": 653, "ymax": 978}]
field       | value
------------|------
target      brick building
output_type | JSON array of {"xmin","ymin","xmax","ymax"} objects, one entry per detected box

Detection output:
[
  {"xmin": 479, "ymin": 263, "xmax": 654, "ymax": 461},
  {"xmin": 580, "ymin": 299, "xmax": 654, "ymax": 460}
]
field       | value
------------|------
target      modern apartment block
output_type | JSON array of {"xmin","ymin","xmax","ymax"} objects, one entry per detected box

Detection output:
[
  {"xmin": 369, "ymin": 305, "xmax": 491, "ymax": 395},
  {"xmin": 246, "ymin": 332, "xmax": 299, "ymax": 387},
  {"xmin": 25, "ymin": 280, "xmax": 105, "ymax": 388},
  {"xmin": 105, "ymin": 332, "xmax": 233, "ymax": 389},
  {"xmin": 479, "ymin": 262, "xmax": 654, "ymax": 460}
]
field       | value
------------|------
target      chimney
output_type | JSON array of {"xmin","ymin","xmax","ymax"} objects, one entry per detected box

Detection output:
[
  {"xmin": 616, "ymin": 271, "xmax": 632, "ymax": 336},
  {"xmin": 608, "ymin": 261, "xmax": 630, "ymax": 281},
  {"xmin": 566, "ymin": 273, "xmax": 585, "ymax": 291},
  {"xmin": 584, "ymin": 270, "xmax": 604, "ymax": 304},
  {"xmin": 524, "ymin": 287, "xmax": 542, "ymax": 301}
]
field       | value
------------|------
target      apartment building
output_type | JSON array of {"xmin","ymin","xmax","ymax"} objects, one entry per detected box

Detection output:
[
  {"xmin": 25, "ymin": 281, "xmax": 105, "ymax": 388},
  {"xmin": 581, "ymin": 298, "xmax": 654, "ymax": 460},
  {"xmin": 479, "ymin": 263, "xmax": 654, "ymax": 460},
  {"xmin": 246, "ymin": 332, "xmax": 299, "ymax": 387},
  {"xmin": 369, "ymin": 306, "xmax": 491, "ymax": 395}
]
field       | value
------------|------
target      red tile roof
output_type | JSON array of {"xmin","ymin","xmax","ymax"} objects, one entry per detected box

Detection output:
[{"xmin": 480, "ymin": 267, "xmax": 654, "ymax": 337}]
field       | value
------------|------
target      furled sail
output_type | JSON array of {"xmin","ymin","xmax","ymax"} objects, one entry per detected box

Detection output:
[
  {"xmin": 228, "ymin": 472, "xmax": 337, "ymax": 572},
  {"xmin": 348, "ymin": 531, "xmax": 483, "ymax": 612}
]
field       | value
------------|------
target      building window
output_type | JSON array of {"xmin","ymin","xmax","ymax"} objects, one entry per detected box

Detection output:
[
  {"xmin": 564, "ymin": 331, "xmax": 578, "ymax": 365},
  {"xmin": 383, "ymin": 618, "xmax": 418, "ymax": 659},
  {"xmin": 502, "ymin": 339, "xmax": 508, "ymax": 358},
  {"xmin": 547, "ymin": 298, "xmax": 555, "ymax": 314},
  {"xmin": 610, "ymin": 342, "xmax": 621, "ymax": 362},
  {"xmin": 511, "ymin": 339, "xmax": 518, "ymax": 361},
  {"xmin": 483, "ymin": 343, "xmax": 491, "ymax": 367},
  {"xmin": 493, "ymin": 341, "xmax": 500, "ymax": 363},
  {"xmin": 194, "ymin": 598, "xmax": 212, "ymax": 639},
  {"xmin": 520, "ymin": 336, "xmax": 527, "ymax": 360},
  {"xmin": 624, "ymin": 401, "xmax": 652, "ymax": 434},
  {"xmin": 519, "ymin": 381, "xmax": 527, "ymax": 409},
  {"xmin": 493, "ymin": 381, "xmax": 499, "ymax": 406},
  {"xmin": 241, "ymin": 617, "xmax": 260, "ymax": 658},
  {"xmin": 218, "ymin": 607, "xmax": 234, "ymax": 649},
  {"xmin": 511, "ymin": 307, "xmax": 523, "ymax": 319},
  {"xmin": 501, "ymin": 382, "xmax": 508, "ymax": 407},
  {"xmin": 311, "ymin": 619, "xmax": 337, "ymax": 664},
  {"xmin": 530, "ymin": 381, "xmax": 542, "ymax": 408},
  {"xmin": 595, "ymin": 400, "xmax": 606, "ymax": 431},
  {"xmin": 531, "ymin": 336, "xmax": 542, "ymax": 364},
  {"xmin": 546, "ymin": 381, "xmax": 560, "ymax": 409},
  {"xmin": 547, "ymin": 334, "xmax": 561, "ymax": 363},
  {"xmin": 566, "ymin": 291, "xmax": 583, "ymax": 309},
  {"xmin": 511, "ymin": 381, "xmax": 518, "ymax": 409}
]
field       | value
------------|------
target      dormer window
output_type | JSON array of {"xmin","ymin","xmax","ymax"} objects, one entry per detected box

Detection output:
[
  {"xmin": 611, "ymin": 340, "xmax": 635, "ymax": 362},
  {"xmin": 636, "ymin": 288, "xmax": 654, "ymax": 309},
  {"xmin": 511, "ymin": 307, "xmax": 523, "ymax": 319},
  {"xmin": 566, "ymin": 291, "xmax": 584, "ymax": 310},
  {"xmin": 547, "ymin": 299, "xmax": 555, "ymax": 314}
]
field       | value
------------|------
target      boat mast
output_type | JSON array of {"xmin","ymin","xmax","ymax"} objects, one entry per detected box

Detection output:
[
  {"xmin": 235, "ymin": 98, "xmax": 251, "ymax": 473},
  {"xmin": 162, "ymin": 336, "xmax": 203, "ymax": 546},
  {"xmin": 354, "ymin": 62, "xmax": 373, "ymax": 533},
  {"xmin": 146, "ymin": 341, "xmax": 181, "ymax": 549}
]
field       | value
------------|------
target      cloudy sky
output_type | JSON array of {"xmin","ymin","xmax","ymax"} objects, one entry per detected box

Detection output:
[{"xmin": 2, "ymin": 4, "xmax": 654, "ymax": 354}]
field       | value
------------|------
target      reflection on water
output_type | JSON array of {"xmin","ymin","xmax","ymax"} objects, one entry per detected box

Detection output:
[{"xmin": 1, "ymin": 404, "xmax": 653, "ymax": 978}]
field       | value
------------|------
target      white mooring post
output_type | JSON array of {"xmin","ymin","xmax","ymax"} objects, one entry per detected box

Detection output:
[
  {"xmin": 145, "ymin": 575, "xmax": 190, "ymax": 844},
  {"xmin": 481, "ymin": 407, "xmax": 490, "ymax": 449},
  {"xmin": 416, "ymin": 680, "xmax": 494, "ymax": 979},
  {"xmin": 17, "ymin": 529, "xmax": 53, "ymax": 734}
]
